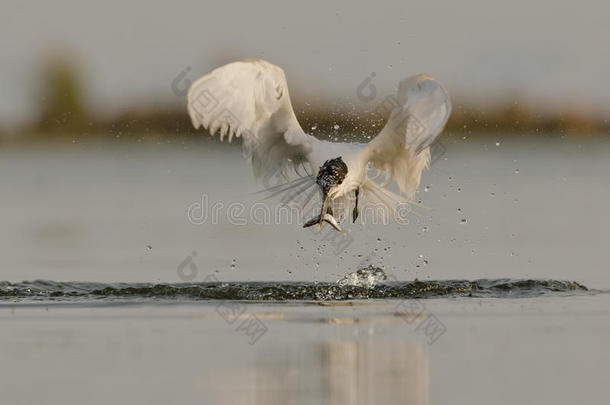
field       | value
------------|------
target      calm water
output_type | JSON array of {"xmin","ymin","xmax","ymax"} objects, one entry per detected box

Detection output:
[
  {"xmin": 1, "ymin": 135, "xmax": 610, "ymax": 286},
  {"xmin": 1, "ymin": 135, "xmax": 609, "ymax": 404}
]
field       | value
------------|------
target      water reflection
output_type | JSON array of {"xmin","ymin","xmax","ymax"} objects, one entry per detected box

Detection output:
[{"xmin": 255, "ymin": 340, "xmax": 428, "ymax": 405}]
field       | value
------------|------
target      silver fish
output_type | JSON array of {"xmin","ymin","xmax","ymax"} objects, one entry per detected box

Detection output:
[
  {"xmin": 322, "ymin": 213, "xmax": 344, "ymax": 233},
  {"xmin": 303, "ymin": 213, "xmax": 344, "ymax": 233}
]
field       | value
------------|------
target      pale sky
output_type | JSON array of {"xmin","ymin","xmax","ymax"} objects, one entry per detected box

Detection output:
[{"xmin": 2, "ymin": 0, "xmax": 610, "ymax": 127}]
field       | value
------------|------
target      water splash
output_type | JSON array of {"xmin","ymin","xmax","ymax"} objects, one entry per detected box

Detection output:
[
  {"xmin": 336, "ymin": 266, "xmax": 387, "ymax": 287},
  {"xmin": 0, "ymin": 269, "xmax": 592, "ymax": 303}
]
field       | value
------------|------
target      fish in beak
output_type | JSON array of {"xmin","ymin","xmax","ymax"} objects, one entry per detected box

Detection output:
[
  {"xmin": 303, "ymin": 157, "xmax": 347, "ymax": 233},
  {"xmin": 303, "ymin": 211, "xmax": 344, "ymax": 233}
]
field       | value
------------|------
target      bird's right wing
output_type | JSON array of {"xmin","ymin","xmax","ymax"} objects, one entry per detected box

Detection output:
[
  {"xmin": 187, "ymin": 59, "xmax": 318, "ymax": 181},
  {"xmin": 362, "ymin": 74, "xmax": 451, "ymax": 199}
]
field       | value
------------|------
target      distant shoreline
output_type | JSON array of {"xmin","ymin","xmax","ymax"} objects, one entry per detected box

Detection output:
[{"xmin": 3, "ymin": 100, "xmax": 609, "ymax": 143}]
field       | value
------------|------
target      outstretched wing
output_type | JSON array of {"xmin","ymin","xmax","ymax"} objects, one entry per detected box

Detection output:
[
  {"xmin": 362, "ymin": 74, "xmax": 451, "ymax": 198},
  {"xmin": 187, "ymin": 59, "xmax": 318, "ymax": 181}
]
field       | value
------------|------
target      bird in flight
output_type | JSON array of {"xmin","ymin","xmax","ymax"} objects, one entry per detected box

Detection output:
[{"xmin": 187, "ymin": 59, "xmax": 451, "ymax": 232}]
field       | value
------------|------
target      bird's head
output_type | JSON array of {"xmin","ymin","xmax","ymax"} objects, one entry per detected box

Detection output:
[
  {"xmin": 316, "ymin": 157, "xmax": 348, "ymax": 204},
  {"xmin": 303, "ymin": 156, "xmax": 357, "ymax": 232}
]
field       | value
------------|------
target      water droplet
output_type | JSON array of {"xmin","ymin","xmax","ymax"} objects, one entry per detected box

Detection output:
[
  {"xmin": 422, "ymin": 226, "xmax": 428, "ymax": 232},
  {"xmin": 490, "ymin": 192, "xmax": 495, "ymax": 197},
  {"xmin": 424, "ymin": 186, "xmax": 430, "ymax": 192},
  {"xmin": 417, "ymin": 254, "xmax": 424, "ymax": 259},
  {"xmin": 514, "ymin": 169, "xmax": 520, "ymax": 174},
  {"xmin": 495, "ymin": 141, "xmax": 500, "ymax": 146},
  {"xmin": 460, "ymin": 218, "xmax": 467, "ymax": 224},
  {"xmin": 333, "ymin": 124, "xmax": 340, "ymax": 130},
  {"xmin": 311, "ymin": 125, "xmax": 317, "ymax": 130}
]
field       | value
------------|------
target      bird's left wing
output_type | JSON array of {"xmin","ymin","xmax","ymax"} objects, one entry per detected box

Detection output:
[{"xmin": 187, "ymin": 59, "xmax": 318, "ymax": 181}]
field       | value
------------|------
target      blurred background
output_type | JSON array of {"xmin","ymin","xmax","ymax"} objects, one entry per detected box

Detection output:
[
  {"xmin": 1, "ymin": 0, "xmax": 609, "ymax": 286},
  {"xmin": 3, "ymin": 0, "xmax": 610, "ymax": 136},
  {"xmin": 3, "ymin": 3, "xmax": 610, "ymax": 404}
]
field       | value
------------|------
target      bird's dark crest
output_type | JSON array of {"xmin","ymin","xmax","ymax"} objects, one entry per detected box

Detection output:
[{"xmin": 316, "ymin": 157, "xmax": 348, "ymax": 194}]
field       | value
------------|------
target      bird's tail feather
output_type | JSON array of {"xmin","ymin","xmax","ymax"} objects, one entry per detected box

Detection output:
[{"xmin": 359, "ymin": 179, "xmax": 405, "ymax": 224}]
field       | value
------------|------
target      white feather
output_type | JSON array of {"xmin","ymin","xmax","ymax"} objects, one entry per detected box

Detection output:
[
  {"xmin": 361, "ymin": 74, "xmax": 451, "ymax": 199},
  {"xmin": 187, "ymin": 59, "xmax": 317, "ymax": 181}
]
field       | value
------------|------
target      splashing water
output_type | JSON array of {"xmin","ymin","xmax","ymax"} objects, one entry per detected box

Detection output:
[
  {"xmin": 0, "ymin": 268, "xmax": 592, "ymax": 303},
  {"xmin": 336, "ymin": 266, "xmax": 388, "ymax": 287}
]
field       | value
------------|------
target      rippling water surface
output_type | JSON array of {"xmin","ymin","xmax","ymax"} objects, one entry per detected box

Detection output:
[{"xmin": 0, "ymin": 273, "xmax": 590, "ymax": 302}]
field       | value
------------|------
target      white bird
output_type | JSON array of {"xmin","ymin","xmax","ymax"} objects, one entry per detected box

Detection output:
[{"xmin": 187, "ymin": 59, "xmax": 451, "ymax": 232}]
